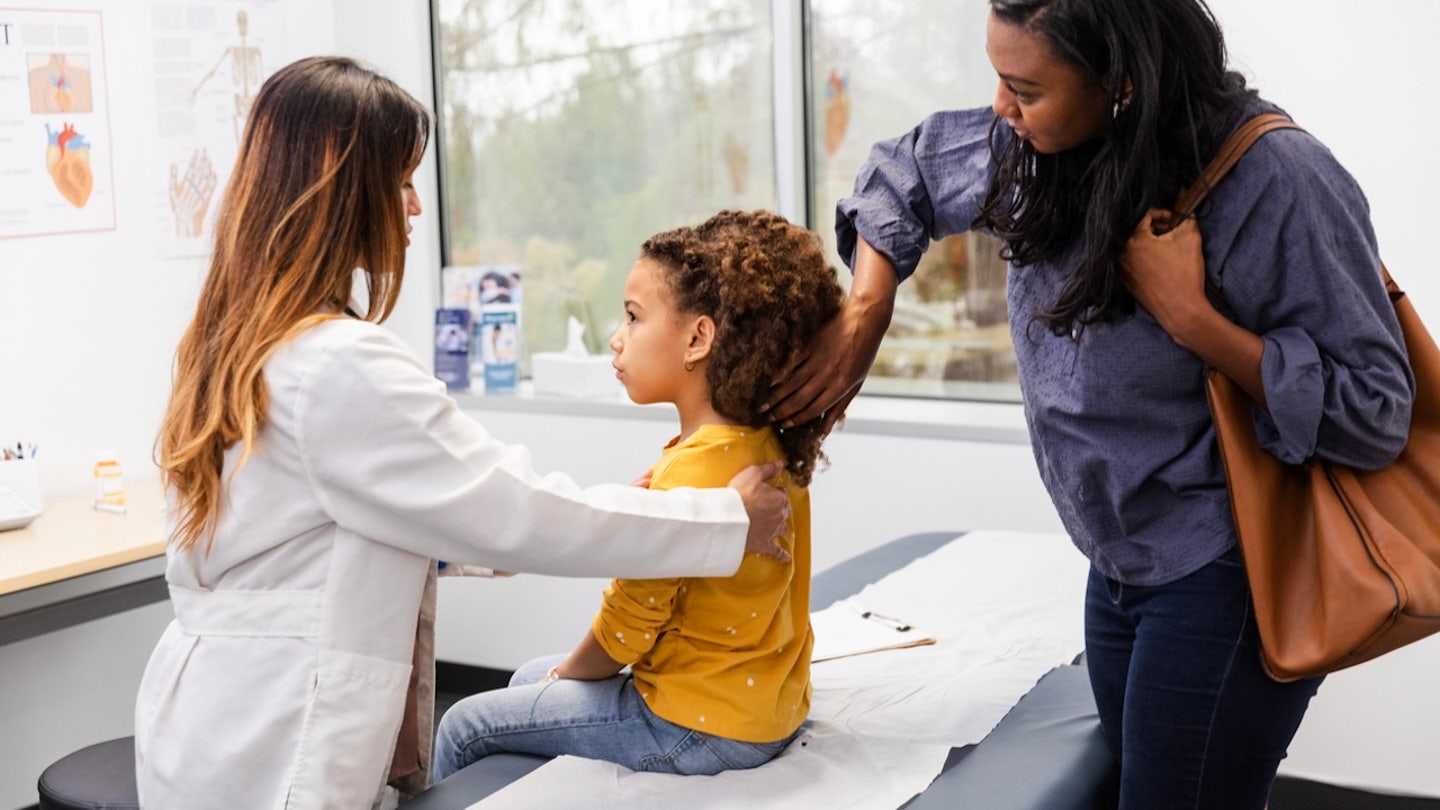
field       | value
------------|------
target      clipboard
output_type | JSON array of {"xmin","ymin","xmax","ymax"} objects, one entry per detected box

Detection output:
[{"xmin": 810, "ymin": 597, "xmax": 937, "ymax": 663}]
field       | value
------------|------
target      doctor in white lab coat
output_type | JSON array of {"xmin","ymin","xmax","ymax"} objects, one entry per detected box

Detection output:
[{"xmin": 135, "ymin": 57, "xmax": 790, "ymax": 809}]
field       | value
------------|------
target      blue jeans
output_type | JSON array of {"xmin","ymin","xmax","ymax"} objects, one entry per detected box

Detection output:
[
  {"xmin": 1085, "ymin": 545, "xmax": 1323, "ymax": 809},
  {"xmin": 433, "ymin": 654, "xmax": 802, "ymax": 782}
]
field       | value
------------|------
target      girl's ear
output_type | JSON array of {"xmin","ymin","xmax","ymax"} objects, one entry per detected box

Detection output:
[{"xmin": 685, "ymin": 315, "xmax": 717, "ymax": 365}]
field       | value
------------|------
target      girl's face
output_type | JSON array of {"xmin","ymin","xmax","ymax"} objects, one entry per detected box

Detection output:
[
  {"xmin": 986, "ymin": 11, "xmax": 1109, "ymax": 155},
  {"xmin": 609, "ymin": 258, "xmax": 696, "ymax": 405}
]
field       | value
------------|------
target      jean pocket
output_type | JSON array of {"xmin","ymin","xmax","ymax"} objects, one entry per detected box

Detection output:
[{"xmin": 699, "ymin": 731, "xmax": 796, "ymax": 771}]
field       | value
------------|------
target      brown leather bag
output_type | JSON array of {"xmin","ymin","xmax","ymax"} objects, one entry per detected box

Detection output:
[{"xmin": 1183, "ymin": 114, "xmax": 1440, "ymax": 682}]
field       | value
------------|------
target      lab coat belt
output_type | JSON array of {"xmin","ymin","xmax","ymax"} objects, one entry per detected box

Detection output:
[{"xmin": 169, "ymin": 585, "xmax": 324, "ymax": 638}]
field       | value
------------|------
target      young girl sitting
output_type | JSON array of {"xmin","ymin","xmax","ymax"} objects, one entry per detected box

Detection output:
[{"xmin": 434, "ymin": 209, "xmax": 845, "ymax": 778}]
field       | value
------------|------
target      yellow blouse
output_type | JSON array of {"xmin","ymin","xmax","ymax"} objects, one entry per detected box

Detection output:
[{"xmin": 591, "ymin": 423, "xmax": 812, "ymax": 743}]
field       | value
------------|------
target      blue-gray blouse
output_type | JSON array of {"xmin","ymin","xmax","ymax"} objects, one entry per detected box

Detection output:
[{"xmin": 836, "ymin": 101, "xmax": 1413, "ymax": 586}]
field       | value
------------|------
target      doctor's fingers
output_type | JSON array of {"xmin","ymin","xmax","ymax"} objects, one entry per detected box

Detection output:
[{"xmin": 730, "ymin": 462, "xmax": 793, "ymax": 563}]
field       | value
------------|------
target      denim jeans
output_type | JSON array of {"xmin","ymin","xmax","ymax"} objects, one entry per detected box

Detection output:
[
  {"xmin": 1085, "ymin": 545, "xmax": 1323, "ymax": 809},
  {"xmin": 433, "ymin": 654, "xmax": 801, "ymax": 782}
]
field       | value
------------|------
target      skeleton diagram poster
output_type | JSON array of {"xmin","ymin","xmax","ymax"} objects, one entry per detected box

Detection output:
[
  {"xmin": 0, "ymin": 8, "xmax": 116, "ymax": 240},
  {"xmin": 147, "ymin": 0, "xmax": 278, "ymax": 258}
]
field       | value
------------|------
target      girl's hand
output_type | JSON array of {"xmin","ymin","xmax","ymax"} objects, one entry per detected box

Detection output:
[
  {"xmin": 763, "ymin": 237, "xmax": 896, "ymax": 434},
  {"xmin": 630, "ymin": 470, "xmax": 653, "ymax": 489},
  {"xmin": 1121, "ymin": 209, "xmax": 1212, "ymax": 347},
  {"xmin": 728, "ymin": 460, "xmax": 792, "ymax": 563}
]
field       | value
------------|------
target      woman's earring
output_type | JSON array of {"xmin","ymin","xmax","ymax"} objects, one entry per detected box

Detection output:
[
  {"xmin": 1112, "ymin": 94, "xmax": 1132, "ymax": 119},
  {"xmin": 683, "ymin": 359, "xmax": 696, "ymax": 373}
]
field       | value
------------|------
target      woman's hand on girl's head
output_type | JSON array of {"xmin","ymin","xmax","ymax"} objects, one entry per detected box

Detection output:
[
  {"xmin": 763, "ymin": 237, "xmax": 897, "ymax": 434},
  {"xmin": 1121, "ymin": 208, "xmax": 1213, "ymax": 346},
  {"xmin": 728, "ymin": 460, "xmax": 792, "ymax": 563}
]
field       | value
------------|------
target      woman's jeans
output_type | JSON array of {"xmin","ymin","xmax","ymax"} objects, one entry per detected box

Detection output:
[
  {"xmin": 1085, "ymin": 545, "xmax": 1323, "ymax": 809},
  {"xmin": 433, "ymin": 654, "xmax": 801, "ymax": 782}
]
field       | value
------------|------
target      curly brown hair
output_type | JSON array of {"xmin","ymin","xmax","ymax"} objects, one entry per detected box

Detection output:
[{"xmin": 640, "ymin": 210, "xmax": 845, "ymax": 486}]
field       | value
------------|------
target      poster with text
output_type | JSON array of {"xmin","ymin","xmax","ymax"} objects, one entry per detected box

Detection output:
[
  {"xmin": 0, "ymin": 8, "xmax": 116, "ymax": 240},
  {"xmin": 146, "ymin": 0, "xmax": 278, "ymax": 258}
]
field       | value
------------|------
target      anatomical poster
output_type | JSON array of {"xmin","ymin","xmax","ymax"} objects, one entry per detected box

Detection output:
[
  {"xmin": 146, "ymin": 0, "xmax": 279, "ymax": 258},
  {"xmin": 0, "ymin": 8, "xmax": 116, "ymax": 239}
]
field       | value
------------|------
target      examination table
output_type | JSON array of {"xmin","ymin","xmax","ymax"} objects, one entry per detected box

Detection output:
[{"xmin": 401, "ymin": 531, "xmax": 1119, "ymax": 809}]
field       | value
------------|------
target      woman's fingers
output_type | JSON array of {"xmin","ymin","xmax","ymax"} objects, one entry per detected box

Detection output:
[{"xmin": 729, "ymin": 460, "xmax": 792, "ymax": 563}]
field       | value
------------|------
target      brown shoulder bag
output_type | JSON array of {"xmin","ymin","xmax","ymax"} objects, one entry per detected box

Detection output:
[{"xmin": 1183, "ymin": 113, "xmax": 1440, "ymax": 682}]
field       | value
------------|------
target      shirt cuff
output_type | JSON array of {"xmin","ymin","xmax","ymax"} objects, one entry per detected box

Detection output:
[{"xmin": 1255, "ymin": 327, "xmax": 1324, "ymax": 464}]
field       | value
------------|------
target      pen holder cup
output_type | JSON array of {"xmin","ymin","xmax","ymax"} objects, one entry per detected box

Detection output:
[{"xmin": 0, "ymin": 459, "xmax": 43, "ymax": 511}]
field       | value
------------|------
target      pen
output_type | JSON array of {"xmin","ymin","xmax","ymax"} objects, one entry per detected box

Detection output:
[
  {"xmin": 93, "ymin": 502, "xmax": 127, "ymax": 515},
  {"xmin": 861, "ymin": 611, "xmax": 912, "ymax": 632}
]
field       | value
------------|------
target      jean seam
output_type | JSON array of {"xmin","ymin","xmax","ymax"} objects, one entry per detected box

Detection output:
[
  {"xmin": 640, "ymin": 728, "xmax": 700, "ymax": 772},
  {"xmin": 1190, "ymin": 591, "xmax": 1251, "ymax": 809}
]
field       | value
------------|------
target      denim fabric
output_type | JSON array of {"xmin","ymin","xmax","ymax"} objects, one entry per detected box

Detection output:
[
  {"xmin": 433, "ymin": 654, "xmax": 801, "ymax": 782},
  {"xmin": 1084, "ymin": 546, "xmax": 1323, "ymax": 809}
]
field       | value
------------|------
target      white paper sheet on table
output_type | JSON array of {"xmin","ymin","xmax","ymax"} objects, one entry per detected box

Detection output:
[{"xmin": 468, "ymin": 531, "xmax": 1089, "ymax": 809}]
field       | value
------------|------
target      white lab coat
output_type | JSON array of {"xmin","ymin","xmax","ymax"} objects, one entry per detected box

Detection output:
[{"xmin": 134, "ymin": 319, "xmax": 748, "ymax": 809}]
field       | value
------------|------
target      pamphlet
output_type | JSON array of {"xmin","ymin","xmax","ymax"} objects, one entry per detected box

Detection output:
[
  {"xmin": 434, "ymin": 308, "xmax": 472, "ymax": 390},
  {"xmin": 442, "ymin": 264, "xmax": 522, "ymax": 392}
]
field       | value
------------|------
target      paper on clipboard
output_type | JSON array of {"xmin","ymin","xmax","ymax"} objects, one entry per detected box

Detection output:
[{"xmin": 810, "ymin": 596, "xmax": 937, "ymax": 663}]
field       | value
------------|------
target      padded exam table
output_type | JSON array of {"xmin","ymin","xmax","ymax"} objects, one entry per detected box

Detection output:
[{"xmin": 401, "ymin": 532, "xmax": 1119, "ymax": 809}]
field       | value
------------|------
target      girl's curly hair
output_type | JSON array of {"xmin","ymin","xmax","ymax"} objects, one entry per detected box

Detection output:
[{"xmin": 640, "ymin": 209, "xmax": 845, "ymax": 487}]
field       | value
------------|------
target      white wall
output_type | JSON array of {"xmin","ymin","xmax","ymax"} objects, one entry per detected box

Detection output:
[
  {"xmin": 0, "ymin": 0, "xmax": 1436, "ymax": 807},
  {"xmin": 1204, "ymin": 0, "xmax": 1440, "ymax": 796}
]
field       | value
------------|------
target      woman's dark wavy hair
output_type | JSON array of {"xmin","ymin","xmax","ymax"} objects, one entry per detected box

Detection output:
[
  {"xmin": 979, "ymin": 0, "xmax": 1255, "ymax": 335},
  {"xmin": 641, "ymin": 210, "xmax": 844, "ymax": 487}
]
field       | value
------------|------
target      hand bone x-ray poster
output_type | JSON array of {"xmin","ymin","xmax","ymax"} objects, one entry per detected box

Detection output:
[
  {"xmin": 0, "ymin": 8, "xmax": 116, "ymax": 240},
  {"xmin": 147, "ymin": 0, "xmax": 279, "ymax": 258}
]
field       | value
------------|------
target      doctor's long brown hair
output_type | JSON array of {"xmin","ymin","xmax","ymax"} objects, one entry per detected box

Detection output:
[{"xmin": 158, "ymin": 56, "xmax": 430, "ymax": 551}]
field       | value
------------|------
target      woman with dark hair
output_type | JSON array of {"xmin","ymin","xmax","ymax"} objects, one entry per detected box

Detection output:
[
  {"xmin": 765, "ymin": 0, "xmax": 1412, "ymax": 806},
  {"xmin": 136, "ymin": 57, "xmax": 790, "ymax": 809}
]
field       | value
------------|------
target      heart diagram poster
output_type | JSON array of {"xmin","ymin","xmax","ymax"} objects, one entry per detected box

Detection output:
[{"xmin": 0, "ymin": 8, "xmax": 116, "ymax": 239}]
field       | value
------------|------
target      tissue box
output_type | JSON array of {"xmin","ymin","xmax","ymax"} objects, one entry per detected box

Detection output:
[{"xmin": 531, "ymin": 352, "xmax": 622, "ymax": 399}]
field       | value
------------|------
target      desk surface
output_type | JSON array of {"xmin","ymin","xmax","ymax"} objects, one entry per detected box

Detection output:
[{"xmin": 0, "ymin": 481, "xmax": 166, "ymax": 596}]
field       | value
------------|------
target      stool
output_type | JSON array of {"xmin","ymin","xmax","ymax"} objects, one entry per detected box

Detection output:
[{"xmin": 37, "ymin": 736, "xmax": 139, "ymax": 810}]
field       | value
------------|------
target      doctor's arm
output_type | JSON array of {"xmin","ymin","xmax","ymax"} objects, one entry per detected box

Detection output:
[{"xmin": 298, "ymin": 328, "xmax": 781, "ymax": 579}]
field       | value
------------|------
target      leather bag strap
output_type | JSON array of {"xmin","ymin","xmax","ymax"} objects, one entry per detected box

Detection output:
[
  {"xmin": 1170, "ymin": 113, "xmax": 1303, "ymax": 302},
  {"xmin": 1173, "ymin": 112, "xmax": 1302, "ymax": 220}
]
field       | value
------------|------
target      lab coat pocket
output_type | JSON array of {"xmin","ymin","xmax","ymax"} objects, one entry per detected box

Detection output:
[{"xmin": 284, "ymin": 650, "xmax": 412, "ymax": 810}]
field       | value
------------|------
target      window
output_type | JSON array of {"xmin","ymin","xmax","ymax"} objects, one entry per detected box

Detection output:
[
  {"xmin": 432, "ymin": 0, "xmax": 1019, "ymax": 401},
  {"xmin": 433, "ymin": 0, "xmax": 777, "ymax": 366},
  {"xmin": 808, "ymin": 0, "xmax": 1016, "ymax": 401}
]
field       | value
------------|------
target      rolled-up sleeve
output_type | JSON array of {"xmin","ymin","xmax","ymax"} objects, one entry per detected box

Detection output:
[
  {"xmin": 1218, "ymin": 133, "xmax": 1413, "ymax": 468},
  {"xmin": 591, "ymin": 578, "xmax": 679, "ymax": 665},
  {"xmin": 836, "ymin": 107, "xmax": 998, "ymax": 279}
]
